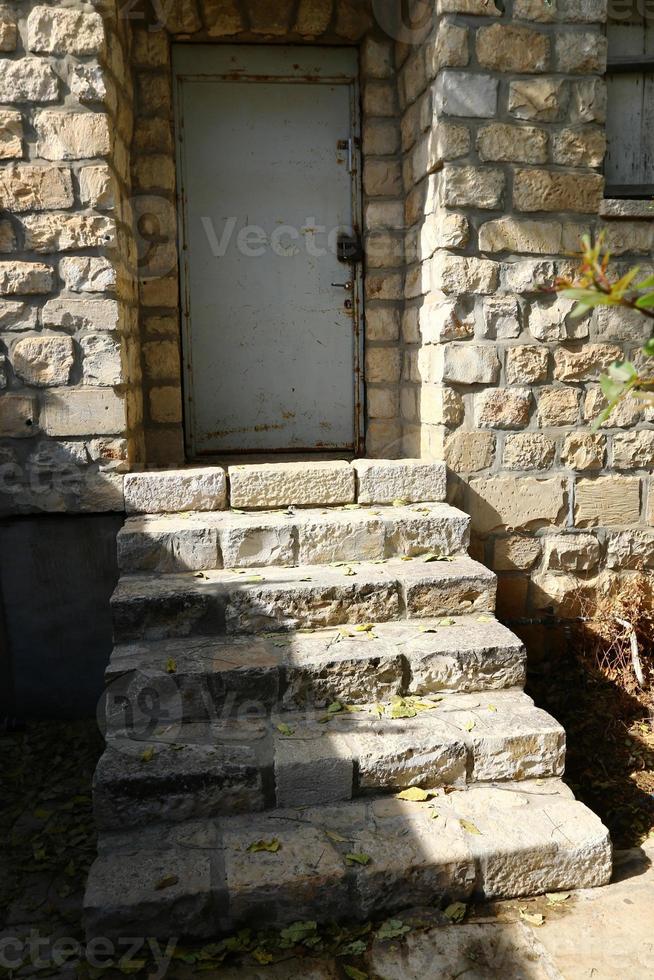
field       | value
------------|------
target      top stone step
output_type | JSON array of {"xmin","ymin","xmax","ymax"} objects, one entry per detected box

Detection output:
[{"xmin": 123, "ymin": 459, "xmax": 447, "ymax": 514}]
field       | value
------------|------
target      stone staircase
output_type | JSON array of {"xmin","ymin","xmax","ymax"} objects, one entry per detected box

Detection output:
[{"xmin": 84, "ymin": 459, "xmax": 612, "ymax": 942}]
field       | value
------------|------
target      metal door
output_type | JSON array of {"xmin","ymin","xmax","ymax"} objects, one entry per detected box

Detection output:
[{"xmin": 173, "ymin": 46, "xmax": 363, "ymax": 456}]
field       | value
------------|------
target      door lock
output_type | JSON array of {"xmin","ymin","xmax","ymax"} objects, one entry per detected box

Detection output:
[{"xmin": 337, "ymin": 233, "xmax": 364, "ymax": 265}]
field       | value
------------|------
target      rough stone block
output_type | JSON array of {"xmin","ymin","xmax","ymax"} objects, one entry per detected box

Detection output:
[
  {"xmin": 479, "ymin": 217, "xmax": 562, "ymax": 254},
  {"xmin": 475, "ymin": 388, "xmax": 532, "ymax": 429},
  {"xmin": 480, "ymin": 297, "xmax": 522, "ymax": 340},
  {"xmin": 574, "ymin": 476, "xmax": 641, "ymax": 526},
  {"xmin": 553, "ymin": 345, "xmax": 622, "ymax": 381},
  {"xmin": 514, "ymin": 169, "xmax": 604, "ymax": 213},
  {"xmin": 41, "ymin": 298, "xmax": 120, "ymax": 332},
  {"xmin": 569, "ymin": 77, "xmax": 606, "ymax": 122},
  {"xmin": 552, "ymin": 126, "xmax": 605, "ymax": 167},
  {"xmin": 440, "ymin": 166, "xmax": 504, "ymax": 209},
  {"xmin": 476, "ymin": 24, "xmax": 550, "ymax": 72},
  {"xmin": 27, "ymin": 5, "xmax": 105, "ymax": 55},
  {"xmin": 503, "ymin": 433, "xmax": 555, "ymax": 470},
  {"xmin": 477, "ymin": 123, "xmax": 548, "ymax": 163},
  {"xmin": 494, "ymin": 535, "xmax": 541, "ymax": 571},
  {"xmin": 537, "ymin": 386, "xmax": 580, "ymax": 425},
  {"xmin": 543, "ymin": 534, "xmax": 600, "ymax": 572},
  {"xmin": 0, "ymin": 164, "xmax": 74, "ymax": 213},
  {"xmin": 12, "ymin": 335, "xmax": 75, "ymax": 387},
  {"xmin": 555, "ymin": 30, "xmax": 607, "ymax": 73},
  {"xmin": 59, "ymin": 257, "xmax": 116, "ymax": 293},
  {"xmin": 124, "ymin": 468, "xmax": 227, "ymax": 514},
  {"xmin": 353, "ymin": 459, "xmax": 447, "ymax": 504},
  {"xmin": 468, "ymin": 477, "xmax": 567, "ymax": 533},
  {"xmin": 605, "ymin": 530, "xmax": 654, "ymax": 570},
  {"xmin": 433, "ymin": 71, "xmax": 498, "ymax": 118},
  {"xmin": 529, "ymin": 296, "xmax": 588, "ymax": 342},
  {"xmin": 80, "ymin": 334, "xmax": 123, "ymax": 386},
  {"xmin": 41, "ymin": 388, "xmax": 126, "ymax": 437},
  {"xmin": 0, "ymin": 59, "xmax": 59, "ymax": 103},
  {"xmin": 508, "ymin": 78, "xmax": 566, "ymax": 121},
  {"xmin": 561, "ymin": 432, "xmax": 604, "ymax": 470},
  {"xmin": 505, "ymin": 346, "xmax": 549, "ymax": 384},
  {"xmin": 440, "ymin": 345, "xmax": 501, "ymax": 385},
  {"xmin": 0, "ymin": 261, "xmax": 54, "ymax": 295},
  {"xmin": 35, "ymin": 112, "xmax": 111, "ymax": 161},
  {"xmin": 426, "ymin": 20, "xmax": 469, "ymax": 75},
  {"xmin": 20, "ymin": 213, "xmax": 116, "ymax": 253},
  {"xmin": 0, "ymin": 393, "xmax": 37, "ymax": 437},
  {"xmin": 229, "ymin": 461, "xmax": 356, "ymax": 509},
  {"xmin": 612, "ymin": 431, "xmax": 654, "ymax": 470},
  {"xmin": 431, "ymin": 253, "xmax": 500, "ymax": 294},
  {"xmin": 0, "ymin": 110, "xmax": 23, "ymax": 158},
  {"xmin": 445, "ymin": 431, "xmax": 495, "ymax": 472}
]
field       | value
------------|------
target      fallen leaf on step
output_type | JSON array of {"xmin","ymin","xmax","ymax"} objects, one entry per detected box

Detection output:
[
  {"xmin": 464, "ymin": 720, "xmax": 476, "ymax": 731},
  {"xmin": 248, "ymin": 839, "xmax": 281, "ymax": 853},
  {"xmin": 141, "ymin": 747, "xmax": 155, "ymax": 763},
  {"xmin": 343, "ymin": 967, "xmax": 368, "ymax": 980},
  {"xmin": 423, "ymin": 553, "xmax": 454, "ymax": 563},
  {"xmin": 519, "ymin": 909, "xmax": 545, "ymax": 926},
  {"xmin": 396, "ymin": 787, "xmax": 429, "ymax": 802},
  {"xmin": 154, "ymin": 874, "xmax": 179, "ymax": 891},
  {"xmin": 276, "ymin": 723, "xmax": 294, "ymax": 737},
  {"xmin": 252, "ymin": 949, "xmax": 274, "ymax": 964},
  {"xmin": 376, "ymin": 918, "xmax": 411, "ymax": 940},
  {"xmin": 460, "ymin": 819, "xmax": 482, "ymax": 835},
  {"xmin": 439, "ymin": 618, "xmax": 457, "ymax": 626},
  {"xmin": 354, "ymin": 623, "xmax": 375, "ymax": 632},
  {"xmin": 326, "ymin": 830, "xmax": 349, "ymax": 843},
  {"xmin": 400, "ymin": 555, "xmax": 414, "ymax": 562},
  {"xmin": 166, "ymin": 658, "xmax": 177, "ymax": 674},
  {"xmin": 487, "ymin": 704, "xmax": 497, "ymax": 713},
  {"xmin": 443, "ymin": 902, "xmax": 467, "ymax": 923},
  {"xmin": 345, "ymin": 852, "xmax": 371, "ymax": 866},
  {"xmin": 546, "ymin": 891, "xmax": 571, "ymax": 905},
  {"xmin": 477, "ymin": 615, "xmax": 494, "ymax": 623},
  {"xmin": 392, "ymin": 499, "xmax": 408, "ymax": 507}
]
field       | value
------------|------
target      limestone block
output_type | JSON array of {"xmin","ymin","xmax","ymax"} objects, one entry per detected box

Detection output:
[
  {"xmin": 361, "ymin": 36, "xmax": 393, "ymax": 77},
  {"xmin": 433, "ymin": 71, "xmax": 498, "ymax": 118},
  {"xmin": 508, "ymin": 78, "xmax": 566, "ymax": 121},
  {"xmin": 21, "ymin": 213, "xmax": 116, "ymax": 253},
  {"xmin": 514, "ymin": 169, "xmax": 604, "ymax": 213},
  {"xmin": 79, "ymin": 165, "xmax": 115, "ymax": 210},
  {"xmin": 528, "ymin": 296, "xmax": 588, "ymax": 341},
  {"xmin": 421, "ymin": 386, "xmax": 465, "ymax": 427},
  {"xmin": 0, "ymin": 165, "xmax": 74, "ymax": 212},
  {"xmin": 0, "ymin": 261, "xmax": 54, "ymax": 295},
  {"xmin": 0, "ymin": 9, "xmax": 16, "ymax": 51},
  {"xmin": 80, "ymin": 334, "xmax": 123, "ymax": 387},
  {"xmin": 569, "ymin": 78, "xmax": 606, "ymax": 122},
  {"xmin": 419, "ymin": 301, "xmax": 474, "ymax": 344},
  {"xmin": 605, "ymin": 531, "xmax": 654, "ymax": 570},
  {"xmin": 503, "ymin": 433, "xmax": 555, "ymax": 469},
  {"xmin": 41, "ymin": 298, "xmax": 120, "ymax": 332},
  {"xmin": 363, "ymin": 80, "xmax": 396, "ymax": 118},
  {"xmin": 131, "ymin": 29, "xmax": 170, "ymax": 65},
  {"xmin": 0, "ymin": 59, "xmax": 59, "ymax": 103},
  {"xmin": 438, "ymin": 0, "xmax": 502, "ymax": 12},
  {"xmin": 365, "ymin": 348, "xmax": 402, "ymax": 384},
  {"xmin": 369, "ymin": 387, "xmax": 399, "ymax": 419},
  {"xmin": 561, "ymin": 432, "xmax": 604, "ymax": 470},
  {"xmin": 35, "ymin": 112, "xmax": 111, "ymax": 161},
  {"xmin": 70, "ymin": 64, "xmax": 111, "ymax": 106},
  {"xmin": 594, "ymin": 305, "xmax": 651, "ymax": 341},
  {"xmin": 441, "ymin": 345, "xmax": 501, "ymax": 385},
  {"xmin": 27, "ymin": 6, "xmax": 104, "ymax": 55},
  {"xmin": 230, "ymin": 461, "xmax": 355, "ymax": 509},
  {"xmin": 584, "ymin": 388, "xmax": 644, "ymax": 428},
  {"xmin": 363, "ymin": 160, "xmax": 402, "ymax": 197},
  {"xmin": 334, "ymin": 0, "xmax": 372, "ymax": 39},
  {"xmin": 0, "ymin": 219, "xmax": 15, "ymax": 253},
  {"xmin": 476, "ymin": 24, "xmax": 550, "ymax": 72},
  {"xmin": 481, "ymin": 296, "xmax": 522, "ymax": 340},
  {"xmin": 612, "ymin": 431, "xmax": 654, "ymax": 470},
  {"xmin": 59, "ymin": 257, "xmax": 116, "ymax": 293},
  {"xmin": 494, "ymin": 535, "xmax": 541, "ymax": 571},
  {"xmin": 0, "ymin": 110, "xmax": 23, "ymax": 158},
  {"xmin": 514, "ymin": 0, "xmax": 607, "ymax": 20},
  {"xmin": 503, "ymin": 258, "xmax": 576, "ymax": 294},
  {"xmin": 553, "ymin": 345, "xmax": 621, "ymax": 381},
  {"xmin": 149, "ymin": 386, "xmax": 182, "ymax": 424},
  {"xmin": 468, "ymin": 477, "xmax": 567, "ymax": 532},
  {"xmin": 556, "ymin": 31, "xmax": 607, "ymax": 73},
  {"xmin": 505, "ymin": 346, "xmax": 549, "ymax": 384},
  {"xmin": 537, "ymin": 386, "xmax": 580, "ymax": 425},
  {"xmin": 124, "ymin": 468, "xmax": 227, "ymax": 514},
  {"xmin": 477, "ymin": 123, "xmax": 548, "ymax": 164},
  {"xmin": 445, "ymin": 431, "xmax": 496, "ymax": 472},
  {"xmin": 574, "ymin": 476, "xmax": 641, "ymax": 526},
  {"xmin": 543, "ymin": 534, "xmax": 601, "ymax": 572},
  {"xmin": 440, "ymin": 166, "xmax": 504, "ymax": 209},
  {"xmin": 479, "ymin": 217, "xmax": 562, "ymax": 254},
  {"xmin": 12, "ymin": 335, "xmax": 75, "ymax": 387},
  {"xmin": 364, "ymin": 308, "xmax": 400, "ymax": 343},
  {"xmin": 41, "ymin": 388, "xmax": 126, "ymax": 437},
  {"xmin": 353, "ymin": 459, "xmax": 447, "ymax": 504},
  {"xmin": 475, "ymin": 388, "xmax": 532, "ymax": 429},
  {"xmin": 426, "ymin": 21, "xmax": 469, "ymax": 75},
  {"xmin": 0, "ymin": 301, "xmax": 38, "ymax": 331},
  {"xmin": 162, "ymin": 0, "xmax": 202, "ymax": 33},
  {"xmin": 274, "ymin": 736, "xmax": 354, "ymax": 808},
  {"xmin": 429, "ymin": 122, "xmax": 472, "ymax": 164},
  {"xmin": 431, "ymin": 253, "xmax": 500, "ymax": 294},
  {"xmin": 0, "ymin": 393, "xmax": 37, "ymax": 437},
  {"xmin": 552, "ymin": 126, "xmax": 605, "ymax": 167},
  {"xmin": 362, "ymin": 120, "xmax": 399, "ymax": 156}
]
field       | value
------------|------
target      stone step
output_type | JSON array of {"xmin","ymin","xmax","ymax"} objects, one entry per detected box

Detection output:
[
  {"xmin": 105, "ymin": 616, "xmax": 526, "ymax": 721},
  {"xmin": 111, "ymin": 556, "xmax": 497, "ymax": 643},
  {"xmin": 94, "ymin": 691, "xmax": 566, "ymax": 830},
  {"xmin": 123, "ymin": 459, "xmax": 447, "ymax": 514},
  {"xmin": 117, "ymin": 503, "xmax": 470, "ymax": 574},
  {"xmin": 84, "ymin": 779, "xmax": 612, "ymax": 941}
]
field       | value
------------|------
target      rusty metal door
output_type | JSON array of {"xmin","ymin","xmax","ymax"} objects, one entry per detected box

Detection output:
[{"xmin": 173, "ymin": 46, "xmax": 363, "ymax": 456}]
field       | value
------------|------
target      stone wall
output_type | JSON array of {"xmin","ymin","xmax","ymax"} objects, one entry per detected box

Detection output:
[
  {"xmin": 0, "ymin": 0, "xmax": 141, "ymax": 514},
  {"xmin": 396, "ymin": 0, "xmax": 654, "ymax": 643},
  {"xmin": 126, "ymin": 0, "xmax": 408, "ymax": 463}
]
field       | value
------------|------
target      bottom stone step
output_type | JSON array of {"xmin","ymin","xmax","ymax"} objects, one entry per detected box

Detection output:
[{"xmin": 84, "ymin": 779, "xmax": 612, "ymax": 941}]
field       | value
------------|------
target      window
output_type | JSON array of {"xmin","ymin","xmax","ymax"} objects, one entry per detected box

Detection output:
[{"xmin": 605, "ymin": 0, "xmax": 654, "ymax": 198}]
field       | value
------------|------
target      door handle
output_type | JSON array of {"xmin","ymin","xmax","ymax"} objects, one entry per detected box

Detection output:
[{"xmin": 332, "ymin": 281, "xmax": 353, "ymax": 290}]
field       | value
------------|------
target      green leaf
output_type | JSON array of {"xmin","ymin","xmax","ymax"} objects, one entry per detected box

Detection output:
[
  {"xmin": 607, "ymin": 359, "xmax": 637, "ymax": 383},
  {"xmin": 252, "ymin": 948, "xmax": 274, "ymax": 964},
  {"xmin": 546, "ymin": 891, "xmax": 571, "ymax": 904},
  {"xmin": 376, "ymin": 918, "xmax": 411, "ymax": 941},
  {"xmin": 460, "ymin": 819, "xmax": 482, "ymax": 835},
  {"xmin": 141, "ymin": 747, "xmax": 155, "ymax": 763},
  {"xmin": 635, "ymin": 291, "xmax": 654, "ymax": 309},
  {"xmin": 444, "ymin": 901, "xmax": 467, "ymax": 923},
  {"xmin": 326, "ymin": 829, "xmax": 349, "ymax": 843},
  {"xmin": 276, "ymin": 723, "xmax": 294, "ymax": 737},
  {"xmin": 338, "ymin": 940, "xmax": 368, "ymax": 956},
  {"xmin": 354, "ymin": 623, "xmax": 375, "ymax": 632},
  {"xmin": 166, "ymin": 657, "xmax": 177, "ymax": 674},
  {"xmin": 345, "ymin": 852, "xmax": 371, "ymax": 866},
  {"xmin": 248, "ymin": 838, "xmax": 281, "ymax": 853},
  {"xmin": 279, "ymin": 921, "xmax": 318, "ymax": 945},
  {"xmin": 344, "ymin": 967, "xmax": 368, "ymax": 980},
  {"xmin": 636, "ymin": 274, "xmax": 654, "ymax": 289},
  {"xmin": 643, "ymin": 337, "xmax": 654, "ymax": 357},
  {"xmin": 155, "ymin": 874, "xmax": 179, "ymax": 890},
  {"xmin": 390, "ymin": 698, "xmax": 417, "ymax": 719}
]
